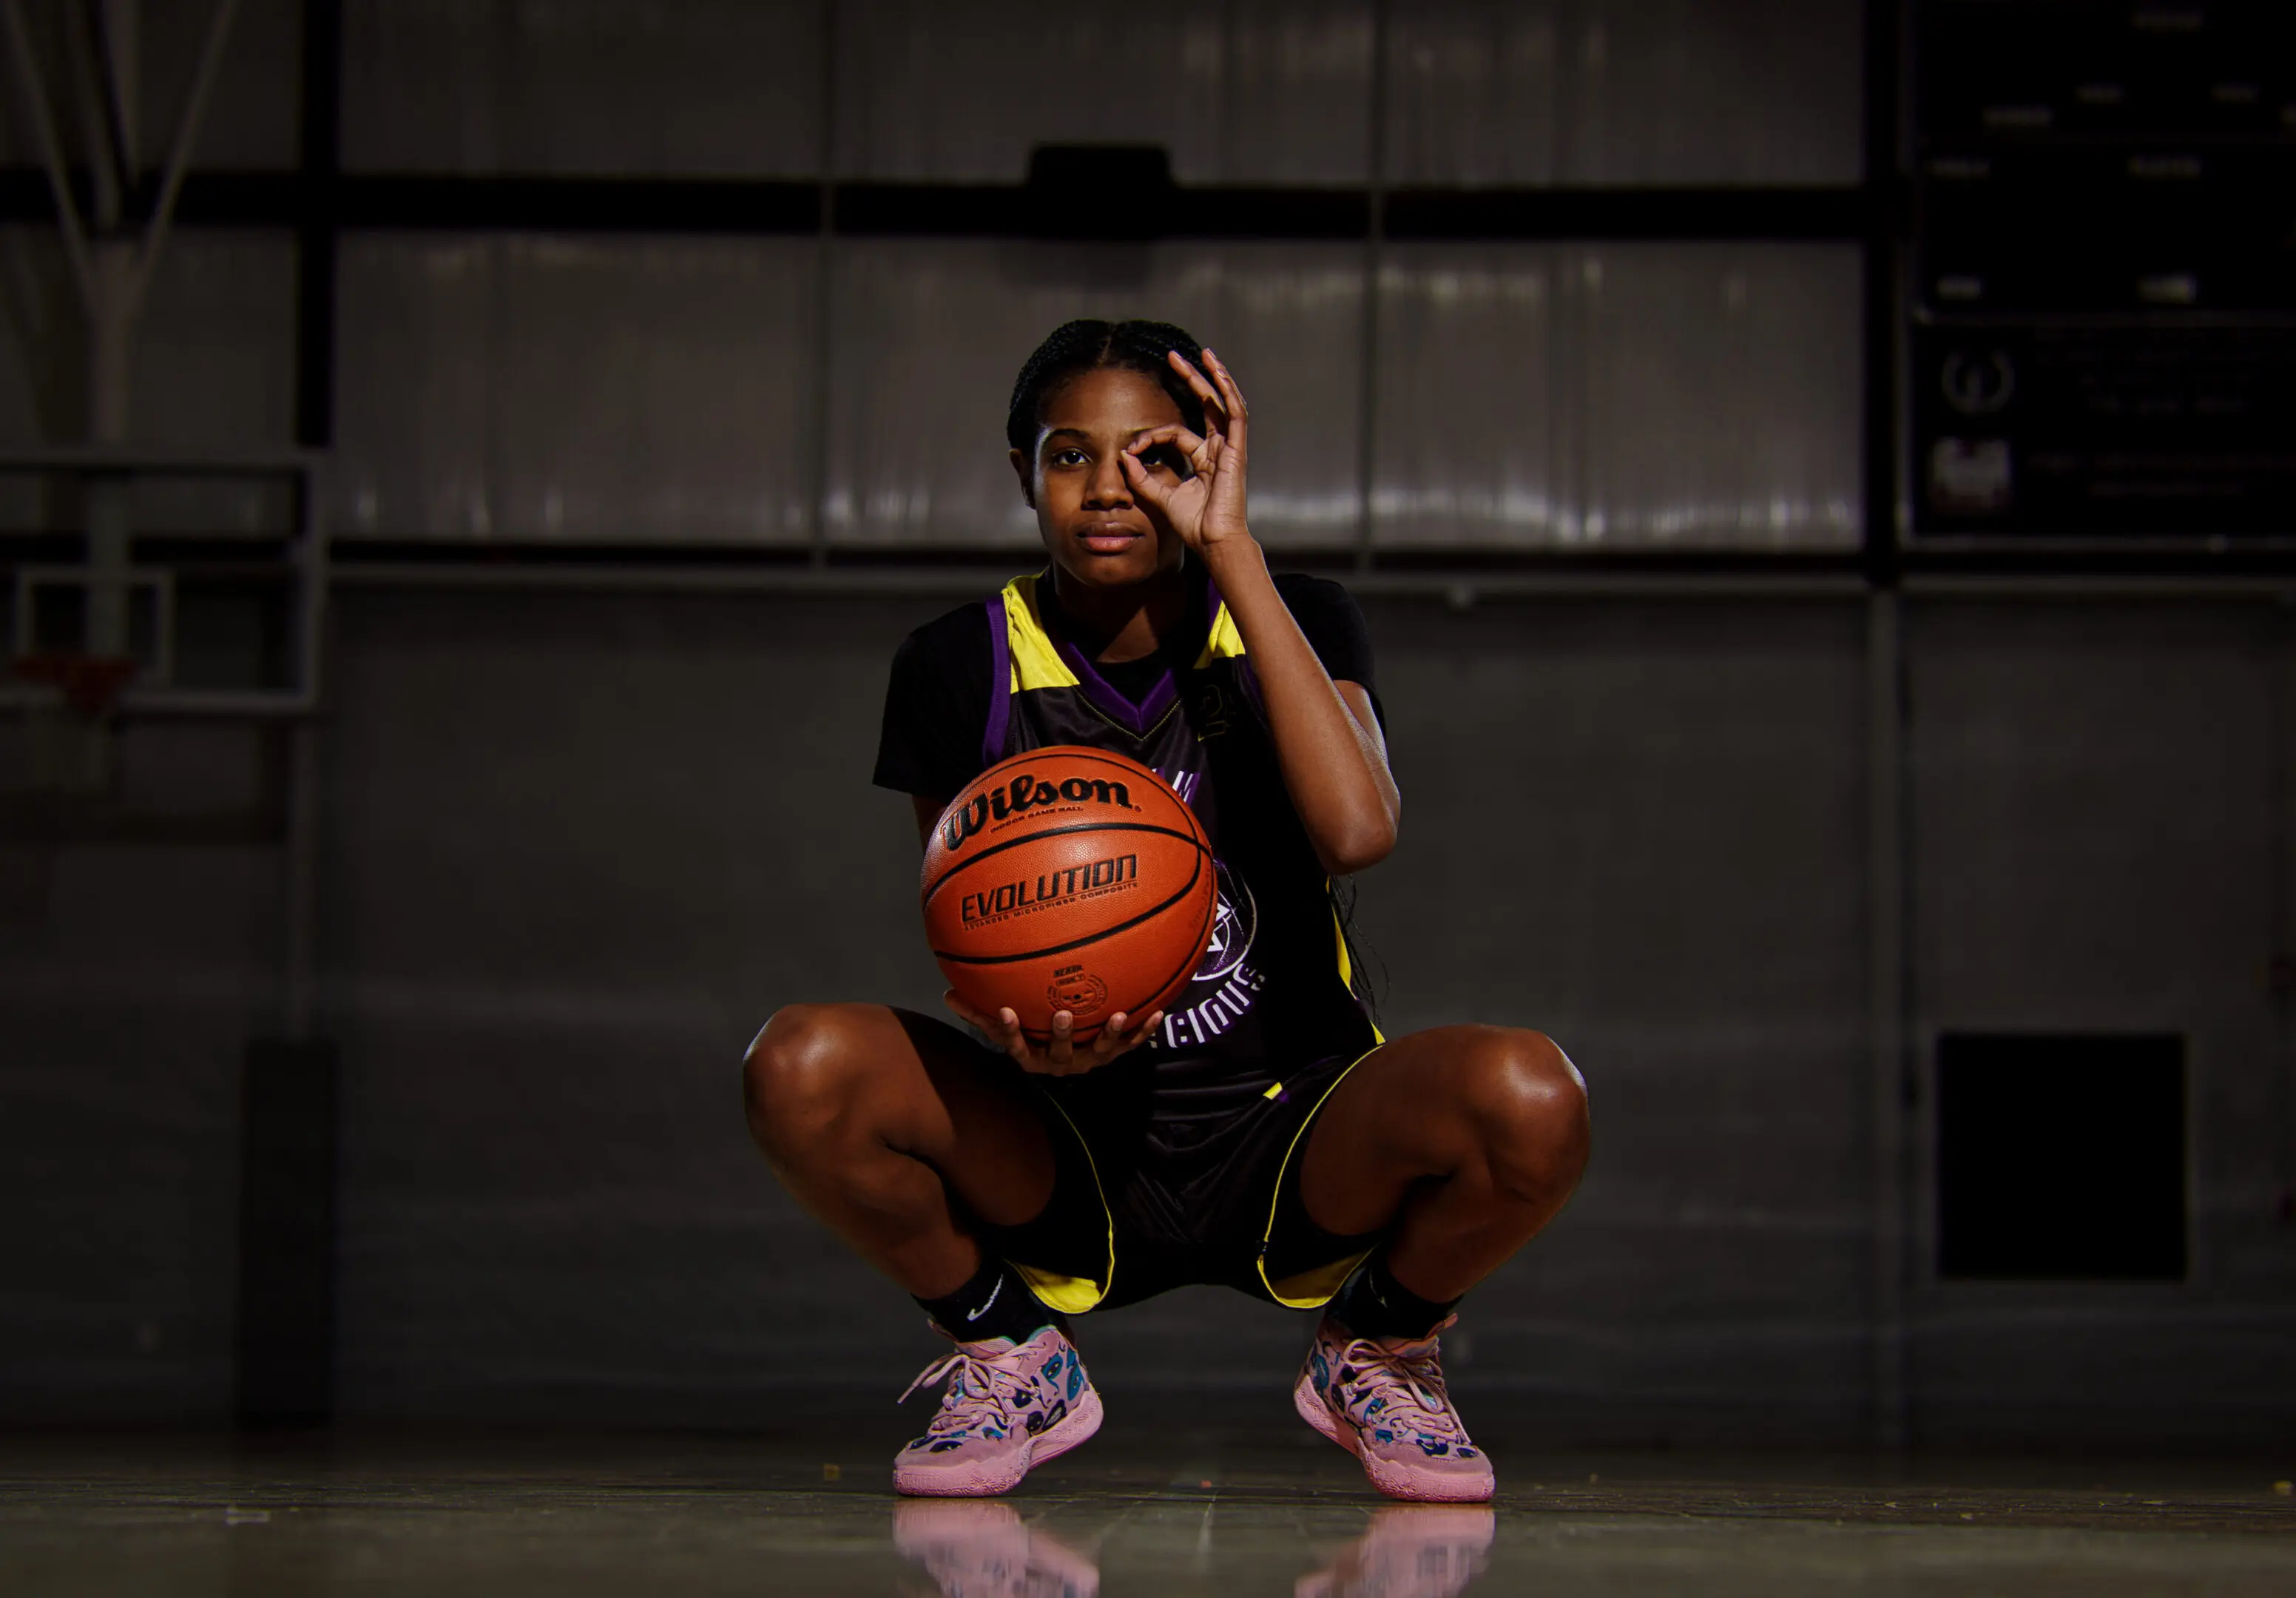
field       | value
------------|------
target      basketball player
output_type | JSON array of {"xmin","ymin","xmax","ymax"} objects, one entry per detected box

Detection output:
[{"xmin": 743, "ymin": 321, "xmax": 1588, "ymax": 1502}]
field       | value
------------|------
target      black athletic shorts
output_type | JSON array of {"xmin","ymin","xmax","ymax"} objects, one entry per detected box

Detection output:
[{"xmin": 974, "ymin": 1041, "xmax": 1385, "ymax": 1316}]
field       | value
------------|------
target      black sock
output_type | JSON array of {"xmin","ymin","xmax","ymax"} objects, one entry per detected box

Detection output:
[
  {"xmin": 1329, "ymin": 1253, "xmax": 1460, "ymax": 1341},
  {"xmin": 914, "ymin": 1253, "xmax": 1058, "ymax": 1346}
]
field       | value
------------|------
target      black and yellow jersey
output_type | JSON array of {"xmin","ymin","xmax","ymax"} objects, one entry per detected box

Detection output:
[{"xmin": 877, "ymin": 567, "xmax": 1381, "ymax": 1076}]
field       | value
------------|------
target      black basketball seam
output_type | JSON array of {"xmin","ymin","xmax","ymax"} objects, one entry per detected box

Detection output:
[
  {"xmin": 920, "ymin": 819, "xmax": 1206, "ymax": 904},
  {"xmin": 1016, "ymin": 885, "xmax": 1215, "ymax": 1043},
  {"xmin": 929, "ymin": 845, "xmax": 1209, "ymax": 967},
  {"xmin": 1141, "ymin": 883, "xmax": 1220, "ymax": 1013}
]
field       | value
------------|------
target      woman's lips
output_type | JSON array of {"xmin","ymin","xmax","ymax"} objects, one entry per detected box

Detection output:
[{"xmin": 1076, "ymin": 525, "xmax": 1145, "ymax": 554}]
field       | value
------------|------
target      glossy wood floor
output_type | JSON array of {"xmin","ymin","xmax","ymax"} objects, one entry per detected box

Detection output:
[{"xmin": 4, "ymin": 1421, "xmax": 2292, "ymax": 1596}]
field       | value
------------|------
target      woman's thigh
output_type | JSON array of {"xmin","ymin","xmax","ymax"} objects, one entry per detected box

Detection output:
[
  {"xmin": 1292, "ymin": 1024, "xmax": 1581, "ymax": 1238},
  {"xmin": 746, "ymin": 1001, "xmax": 1059, "ymax": 1227}
]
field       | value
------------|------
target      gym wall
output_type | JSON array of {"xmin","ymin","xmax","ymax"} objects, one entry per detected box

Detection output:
[{"xmin": 1, "ymin": 0, "xmax": 2289, "ymax": 1447}]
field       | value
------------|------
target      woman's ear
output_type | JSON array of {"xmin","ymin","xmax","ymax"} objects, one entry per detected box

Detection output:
[{"xmin": 1008, "ymin": 447, "xmax": 1036, "ymax": 510}]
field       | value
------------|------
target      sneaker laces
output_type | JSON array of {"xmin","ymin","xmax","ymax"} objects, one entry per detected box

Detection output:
[
  {"xmin": 897, "ymin": 1344, "xmax": 1035, "ymax": 1440},
  {"xmin": 1333, "ymin": 1333, "xmax": 1465, "ymax": 1440}
]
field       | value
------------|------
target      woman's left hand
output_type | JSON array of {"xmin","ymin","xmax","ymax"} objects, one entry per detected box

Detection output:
[{"xmin": 1119, "ymin": 347, "xmax": 1252, "ymax": 554}]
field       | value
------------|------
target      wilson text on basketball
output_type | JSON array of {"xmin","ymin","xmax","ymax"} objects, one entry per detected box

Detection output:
[{"xmin": 942, "ymin": 772, "xmax": 1135, "ymax": 851}]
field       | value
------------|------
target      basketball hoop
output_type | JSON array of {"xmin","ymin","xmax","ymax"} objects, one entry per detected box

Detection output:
[
  {"xmin": 13, "ymin": 652, "xmax": 140, "ymax": 718},
  {"xmin": 12, "ymin": 652, "xmax": 139, "ymax": 795}
]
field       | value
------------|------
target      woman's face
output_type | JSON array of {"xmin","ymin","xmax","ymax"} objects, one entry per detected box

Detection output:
[{"xmin": 1010, "ymin": 365, "xmax": 1192, "ymax": 590}]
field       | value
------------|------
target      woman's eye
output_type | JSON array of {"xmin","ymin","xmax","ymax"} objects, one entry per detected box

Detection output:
[{"xmin": 1050, "ymin": 448, "xmax": 1087, "ymax": 468}]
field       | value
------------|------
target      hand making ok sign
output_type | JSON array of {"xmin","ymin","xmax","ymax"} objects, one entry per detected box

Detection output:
[{"xmin": 1118, "ymin": 346, "xmax": 1252, "ymax": 554}]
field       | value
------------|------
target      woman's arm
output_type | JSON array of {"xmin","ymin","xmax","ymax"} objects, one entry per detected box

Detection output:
[
  {"xmin": 1122, "ymin": 349, "xmax": 1401, "ymax": 875},
  {"xmin": 1203, "ymin": 546, "xmax": 1398, "ymax": 873}
]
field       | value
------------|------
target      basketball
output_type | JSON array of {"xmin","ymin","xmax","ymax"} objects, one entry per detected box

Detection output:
[{"xmin": 922, "ymin": 746, "xmax": 1215, "ymax": 1045}]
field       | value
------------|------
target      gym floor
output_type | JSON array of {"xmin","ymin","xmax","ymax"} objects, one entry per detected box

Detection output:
[{"xmin": 7, "ymin": 1413, "xmax": 2292, "ymax": 1597}]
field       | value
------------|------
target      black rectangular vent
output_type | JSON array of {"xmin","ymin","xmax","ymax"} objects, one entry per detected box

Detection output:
[{"xmin": 1936, "ymin": 1032, "xmax": 2186, "ymax": 1281}]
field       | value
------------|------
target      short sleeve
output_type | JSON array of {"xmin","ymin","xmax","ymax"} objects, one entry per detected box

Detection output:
[
  {"xmin": 872, "ymin": 606, "xmax": 995, "ymax": 801},
  {"xmin": 1274, "ymin": 574, "xmax": 1383, "ymax": 726}
]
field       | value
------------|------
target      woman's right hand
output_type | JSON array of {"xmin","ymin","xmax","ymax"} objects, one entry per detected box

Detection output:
[{"xmin": 942, "ymin": 991, "xmax": 1164, "ymax": 1077}]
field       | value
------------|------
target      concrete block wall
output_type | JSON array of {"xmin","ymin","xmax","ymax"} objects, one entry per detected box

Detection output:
[{"xmin": 7, "ymin": 585, "xmax": 2290, "ymax": 1444}]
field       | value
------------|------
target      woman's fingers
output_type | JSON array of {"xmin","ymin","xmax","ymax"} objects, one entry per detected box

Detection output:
[
  {"xmin": 1127, "ymin": 423, "xmax": 1212, "ymax": 473},
  {"xmin": 1201, "ymin": 347, "xmax": 1248, "ymax": 452},
  {"xmin": 1045, "ymin": 1008, "xmax": 1076, "ymax": 1072},
  {"xmin": 1117, "ymin": 449, "xmax": 1179, "ymax": 509},
  {"xmin": 1165, "ymin": 349, "xmax": 1229, "ymax": 424},
  {"xmin": 1095, "ymin": 1009, "xmax": 1163, "ymax": 1061},
  {"xmin": 943, "ymin": 991, "xmax": 1166, "ymax": 1074}
]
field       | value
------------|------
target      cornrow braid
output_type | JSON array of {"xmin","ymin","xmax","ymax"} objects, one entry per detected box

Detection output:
[{"xmin": 1004, "ymin": 318, "xmax": 1208, "ymax": 455}]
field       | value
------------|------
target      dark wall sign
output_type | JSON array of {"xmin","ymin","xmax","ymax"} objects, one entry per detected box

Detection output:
[{"xmin": 1911, "ymin": 1, "xmax": 2296, "ymax": 538}]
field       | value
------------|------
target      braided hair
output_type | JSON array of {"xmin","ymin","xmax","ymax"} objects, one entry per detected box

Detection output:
[{"xmin": 1004, "ymin": 319, "xmax": 1207, "ymax": 456}]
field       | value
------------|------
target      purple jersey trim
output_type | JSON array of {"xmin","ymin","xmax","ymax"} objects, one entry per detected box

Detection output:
[
  {"xmin": 982, "ymin": 592, "xmax": 1013, "ymax": 765},
  {"xmin": 1002, "ymin": 570, "xmax": 1249, "ymax": 743},
  {"xmin": 1053, "ymin": 637, "xmax": 1181, "ymax": 735}
]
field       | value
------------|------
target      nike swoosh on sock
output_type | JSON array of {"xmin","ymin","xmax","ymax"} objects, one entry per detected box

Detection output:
[{"xmin": 965, "ymin": 1277, "xmax": 1003, "ymax": 1322}]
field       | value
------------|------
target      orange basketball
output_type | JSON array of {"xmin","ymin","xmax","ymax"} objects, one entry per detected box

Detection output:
[{"xmin": 922, "ymin": 746, "xmax": 1215, "ymax": 1045}]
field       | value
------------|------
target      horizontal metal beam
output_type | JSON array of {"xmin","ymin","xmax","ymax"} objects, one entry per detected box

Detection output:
[
  {"xmin": 322, "ymin": 559, "xmax": 2296, "ymax": 605},
  {"xmin": 0, "ymin": 167, "xmax": 1874, "ymax": 243},
  {"xmin": 0, "ymin": 444, "xmax": 322, "ymax": 476},
  {"xmin": 0, "ymin": 684, "xmax": 316, "ymax": 718}
]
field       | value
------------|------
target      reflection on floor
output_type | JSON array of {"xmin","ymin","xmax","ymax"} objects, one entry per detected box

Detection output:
[
  {"xmin": 895, "ymin": 1496, "xmax": 1493, "ymax": 1597},
  {"xmin": 2, "ymin": 1424, "xmax": 2292, "ymax": 1596}
]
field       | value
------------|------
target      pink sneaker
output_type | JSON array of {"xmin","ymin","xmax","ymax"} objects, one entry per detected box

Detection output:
[
  {"xmin": 894, "ymin": 1324, "xmax": 1103, "ymax": 1497},
  {"xmin": 1293, "ymin": 1314, "xmax": 1494, "ymax": 1503}
]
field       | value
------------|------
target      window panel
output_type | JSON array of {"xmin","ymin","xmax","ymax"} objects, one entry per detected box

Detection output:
[
  {"xmin": 1372, "ymin": 246, "xmax": 1557, "ymax": 547},
  {"xmin": 831, "ymin": 0, "xmax": 1372, "ymax": 184},
  {"xmin": 1375, "ymin": 243, "xmax": 1860, "ymax": 550},
  {"xmin": 332, "ymin": 232, "xmax": 817, "ymax": 544},
  {"xmin": 342, "ymin": 0, "xmax": 823, "ymax": 175},
  {"xmin": 826, "ymin": 240, "xmax": 1364, "ymax": 550},
  {"xmin": 1387, "ymin": 0, "xmax": 1863, "ymax": 187}
]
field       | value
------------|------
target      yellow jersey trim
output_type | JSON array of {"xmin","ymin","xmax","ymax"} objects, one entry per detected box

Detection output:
[
  {"xmin": 1194, "ymin": 601, "xmax": 1247, "ymax": 667},
  {"xmin": 1255, "ymin": 1041, "xmax": 1384, "ymax": 1309},
  {"xmin": 1002, "ymin": 573, "xmax": 1081, "ymax": 692},
  {"xmin": 1009, "ymin": 1095, "xmax": 1114, "ymax": 1315},
  {"xmin": 1331, "ymin": 894, "xmax": 1383, "ymax": 1045}
]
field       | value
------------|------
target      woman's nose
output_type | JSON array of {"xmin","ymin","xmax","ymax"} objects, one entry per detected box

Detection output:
[{"xmin": 1083, "ymin": 456, "xmax": 1131, "ymax": 507}]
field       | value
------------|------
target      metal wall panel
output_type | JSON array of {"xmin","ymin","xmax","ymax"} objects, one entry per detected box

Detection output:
[
  {"xmin": 1371, "ymin": 246, "xmax": 1556, "ymax": 547},
  {"xmin": 0, "ymin": 740, "xmax": 282, "ymax": 1423},
  {"xmin": 0, "ymin": 228, "xmax": 294, "ymax": 448},
  {"xmin": 1386, "ymin": 0, "xmax": 1863, "ymax": 187},
  {"xmin": 0, "ymin": 0, "xmax": 300, "ymax": 172},
  {"xmin": 1576, "ymin": 243, "xmax": 1861, "ymax": 550},
  {"xmin": 1356, "ymin": 598, "xmax": 1874, "ymax": 1437},
  {"xmin": 321, "ymin": 591, "xmax": 952, "ymax": 1419},
  {"xmin": 830, "ymin": 0, "xmax": 1372, "ymax": 184},
  {"xmin": 331, "ymin": 232, "xmax": 817, "ymax": 544},
  {"xmin": 1374, "ymin": 242, "xmax": 1860, "ymax": 550},
  {"xmin": 313, "ymin": 588, "xmax": 1880, "ymax": 1438},
  {"xmin": 0, "ymin": 227, "xmax": 295, "ymax": 539},
  {"xmin": 826, "ymin": 240, "xmax": 1363, "ymax": 550},
  {"xmin": 1907, "ymin": 601, "xmax": 2295, "ymax": 1446},
  {"xmin": 0, "ymin": 227, "xmax": 81, "ymax": 448},
  {"xmin": 341, "ymin": 0, "xmax": 824, "ymax": 175}
]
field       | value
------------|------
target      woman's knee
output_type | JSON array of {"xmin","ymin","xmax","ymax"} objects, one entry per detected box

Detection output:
[
  {"xmin": 1454, "ymin": 1028, "xmax": 1590, "ymax": 1201},
  {"xmin": 742, "ymin": 1003, "xmax": 875, "ymax": 1155}
]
